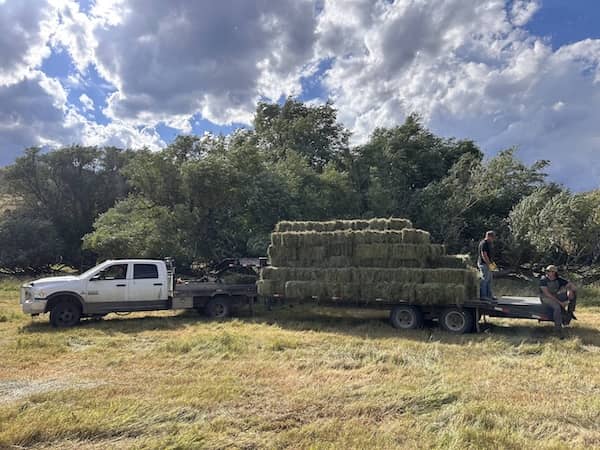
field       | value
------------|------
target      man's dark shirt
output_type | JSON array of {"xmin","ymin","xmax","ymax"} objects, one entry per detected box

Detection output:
[
  {"xmin": 477, "ymin": 239, "xmax": 492, "ymax": 266},
  {"xmin": 539, "ymin": 276, "xmax": 568, "ymax": 296}
]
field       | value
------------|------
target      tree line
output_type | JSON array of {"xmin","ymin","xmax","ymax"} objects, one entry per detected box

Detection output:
[{"xmin": 0, "ymin": 99, "xmax": 598, "ymax": 275}]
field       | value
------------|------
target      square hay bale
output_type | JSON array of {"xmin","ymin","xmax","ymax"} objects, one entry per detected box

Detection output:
[
  {"xmin": 464, "ymin": 269, "xmax": 479, "ymax": 299},
  {"xmin": 388, "ymin": 218, "xmax": 413, "ymax": 230},
  {"xmin": 429, "ymin": 254, "xmax": 471, "ymax": 269},
  {"xmin": 285, "ymin": 281, "xmax": 328, "ymax": 299},
  {"xmin": 274, "ymin": 218, "xmax": 412, "ymax": 233},
  {"xmin": 422, "ymin": 268, "xmax": 469, "ymax": 284},
  {"xmin": 358, "ymin": 282, "xmax": 415, "ymax": 302},
  {"xmin": 414, "ymin": 283, "xmax": 466, "ymax": 305},
  {"xmin": 358, "ymin": 268, "xmax": 425, "ymax": 284},
  {"xmin": 401, "ymin": 228, "xmax": 431, "ymax": 244},
  {"xmin": 257, "ymin": 280, "xmax": 285, "ymax": 296},
  {"xmin": 367, "ymin": 218, "xmax": 389, "ymax": 230},
  {"xmin": 297, "ymin": 245, "xmax": 327, "ymax": 265}
]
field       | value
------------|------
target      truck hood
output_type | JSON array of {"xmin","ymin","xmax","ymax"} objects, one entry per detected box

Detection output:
[{"xmin": 30, "ymin": 275, "xmax": 81, "ymax": 287}]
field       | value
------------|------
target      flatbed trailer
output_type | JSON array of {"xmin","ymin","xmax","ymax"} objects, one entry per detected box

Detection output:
[{"xmin": 265, "ymin": 294, "xmax": 554, "ymax": 334}]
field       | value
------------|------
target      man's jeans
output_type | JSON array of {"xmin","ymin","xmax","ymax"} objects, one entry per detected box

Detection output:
[
  {"xmin": 478, "ymin": 264, "xmax": 493, "ymax": 299},
  {"xmin": 541, "ymin": 292, "xmax": 577, "ymax": 329}
]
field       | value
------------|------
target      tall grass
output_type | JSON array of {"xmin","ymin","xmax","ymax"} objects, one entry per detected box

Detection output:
[{"xmin": 0, "ymin": 280, "xmax": 598, "ymax": 448}]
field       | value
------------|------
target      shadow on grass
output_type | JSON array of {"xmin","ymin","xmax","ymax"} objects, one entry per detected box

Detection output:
[
  {"xmin": 241, "ymin": 305, "xmax": 600, "ymax": 347},
  {"xmin": 20, "ymin": 310, "xmax": 205, "ymax": 334},
  {"xmin": 19, "ymin": 304, "xmax": 600, "ymax": 347}
]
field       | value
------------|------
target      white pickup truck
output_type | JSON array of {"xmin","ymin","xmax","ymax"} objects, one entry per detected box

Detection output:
[{"xmin": 20, "ymin": 259, "xmax": 257, "ymax": 327}]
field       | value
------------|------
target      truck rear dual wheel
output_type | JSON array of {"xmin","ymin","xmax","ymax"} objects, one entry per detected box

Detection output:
[
  {"xmin": 205, "ymin": 297, "xmax": 230, "ymax": 319},
  {"xmin": 440, "ymin": 308, "xmax": 474, "ymax": 334},
  {"xmin": 390, "ymin": 305, "xmax": 423, "ymax": 330},
  {"xmin": 50, "ymin": 300, "xmax": 81, "ymax": 328}
]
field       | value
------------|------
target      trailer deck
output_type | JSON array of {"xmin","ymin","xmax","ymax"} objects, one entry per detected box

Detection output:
[{"xmin": 266, "ymin": 294, "xmax": 556, "ymax": 334}]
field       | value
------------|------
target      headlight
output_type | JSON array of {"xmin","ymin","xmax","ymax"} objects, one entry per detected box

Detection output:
[{"xmin": 33, "ymin": 289, "xmax": 47, "ymax": 299}]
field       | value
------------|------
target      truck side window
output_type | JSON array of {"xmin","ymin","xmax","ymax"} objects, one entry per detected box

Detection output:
[
  {"xmin": 134, "ymin": 264, "xmax": 159, "ymax": 279},
  {"xmin": 99, "ymin": 264, "xmax": 128, "ymax": 280}
]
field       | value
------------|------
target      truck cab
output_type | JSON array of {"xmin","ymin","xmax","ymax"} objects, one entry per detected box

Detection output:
[{"xmin": 21, "ymin": 259, "xmax": 172, "ymax": 327}]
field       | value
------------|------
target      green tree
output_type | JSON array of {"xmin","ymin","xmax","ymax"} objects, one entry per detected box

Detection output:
[
  {"xmin": 2, "ymin": 146, "xmax": 133, "ymax": 267},
  {"xmin": 0, "ymin": 209, "xmax": 64, "ymax": 273},
  {"xmin": 254, "ymin": 98, "xmax": 350, "ymax": 170},
  {"xmin": 353, "ymin": 114, "xmax": 483, "ymax": 216},
  {"xmin": 82, "ymin": 196, "xmax": 187, "ymax": 262},
  {"xmin": 509, "ymin": 188, "xmax": 600, "ymax": 266},
  {"xmin": 416, "ymin": 149, "xmax": 548, "ymax": 261}
]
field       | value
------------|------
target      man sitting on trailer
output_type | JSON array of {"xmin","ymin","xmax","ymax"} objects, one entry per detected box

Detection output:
[{"xmin": 539, "ymin": 265, "xmax": 577, "ymax": 333}]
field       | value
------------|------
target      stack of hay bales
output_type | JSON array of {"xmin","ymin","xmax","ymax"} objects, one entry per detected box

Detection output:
[{"xmin": 258, "ymin": 218, "xmax": 479, "ymax": 306}]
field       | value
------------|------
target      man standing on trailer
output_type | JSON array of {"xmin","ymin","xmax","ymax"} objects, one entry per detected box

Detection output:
[
  {"xmin": 477, "ymin": 230, "xmax": 496, "ymax": 300},
  {"xmin": 539, "ymin": 265, "xmax": 577, "ymax": 335}
]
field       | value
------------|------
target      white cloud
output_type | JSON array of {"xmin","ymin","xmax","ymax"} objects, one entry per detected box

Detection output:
[
  {"xmin": 79, "ymin": 93, "xmax": 94, "ymax": 112},
  {"xmin": 51, "ymin": 0, "xmax": 96, "ymax": 72},
  {"xmin": 316, "ymin": 0, "xmax": 600, "ymax": 190},
  {"xmin": 89, "ymin": 0, "xmax": 318, "ymax": 126},
  {"xmin": 0, "ymin": 71, "xmax": 164, "ymax": 165},
  {"xmin": 510, "ymin": 0, "xmax": 540, "ymax": 27},
  {"xmin": 0, "ymin": 0, "xmax": 57, "ymax": 85}
]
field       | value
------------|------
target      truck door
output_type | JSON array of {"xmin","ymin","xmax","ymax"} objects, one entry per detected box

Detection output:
[
  {"xmin": 130, "ymin": 263, "xmax": 164, "ymax": 303},
  {"xmin": 86, "ymin": 263, "xmax": 130, "ymax": 310}
]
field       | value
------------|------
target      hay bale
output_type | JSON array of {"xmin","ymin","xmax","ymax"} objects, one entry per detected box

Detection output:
[
  {"xmin": 274, "ymin": 218, "xmax": 413, "ymax": 233},
  {"xmin": 388, "ymin": 218, "xmax": 413, "ymax": 230},
  {"xmin": 429, "ymin": 254, "xmax": 472, "ymax": 269},
  {"xmin": 359, "ymin": 282, "xmax": 416, "ymax": 302},
  {"xmin": 422, "ymin": 268, "xmax": 470, "ymax": 284},
  {"xmin": 414, "ymin": 283, "xmax": 466, "ymax": 305},
  {"xmin": 285, "ymin": 281, "xmax": 329, "ymax": 299},
  {"xmin": 256, "ymin": 280, "xmax": 285, "ymax": 296},
  {"xmin": 359, "ymin": 268, "xmax": 425, "ymax": 284},
  {"xmin": 401, "ymin": 228, "xmax": 431, "ymax": 244}
]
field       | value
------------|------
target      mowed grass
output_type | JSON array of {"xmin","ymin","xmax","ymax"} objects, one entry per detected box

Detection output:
[{"xmin": 0, "ymin": 278, "xmax": 599, "ymax": 449}]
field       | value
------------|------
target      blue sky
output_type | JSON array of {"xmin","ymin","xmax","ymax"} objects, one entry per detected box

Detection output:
[
  {"xmin": 1, "ymin": 0, "xmax": 600, "ymax": 190},
  {"xmin": 525, "ymin": 0, "xmax": 600, "ymax": 48}
]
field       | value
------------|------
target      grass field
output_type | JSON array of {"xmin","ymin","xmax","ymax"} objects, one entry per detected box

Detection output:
[{"xmin": 1, "ymin": 278, "xmax": 599, "ymax": 449}]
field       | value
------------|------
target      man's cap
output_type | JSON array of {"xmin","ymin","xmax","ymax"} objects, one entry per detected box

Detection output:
[
  {"xmin": 545, "ymin": 264, "xmax": 558, "ymax": 273},
  {"xmin": 485, "ymin": 230, "xmax": 496, "ymax": 237}
]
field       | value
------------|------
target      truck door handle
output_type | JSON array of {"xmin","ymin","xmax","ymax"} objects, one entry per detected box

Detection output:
[
  {"xmin": 153, "ymin": 283, "xmax": 163, "ymax": 286},
  {"xmin": 116, "ymin": 284, "xmax": 127, "ymax": 287}
]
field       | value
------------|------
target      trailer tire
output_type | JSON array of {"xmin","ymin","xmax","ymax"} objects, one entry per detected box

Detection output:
[
  {"xmin": 50, "ymin": 300, "xmax": 81, "ymax": 328},
  {"xmin": 205, "ymin": 297, "xmax": 230, "ymax": 319},
  {"xmin": 390, "ymin": 305, "xmax": 423, "ymax": 330},
  {"xmin": 440, "ymin": 308, "xmax": 473, "ymax": 334}
]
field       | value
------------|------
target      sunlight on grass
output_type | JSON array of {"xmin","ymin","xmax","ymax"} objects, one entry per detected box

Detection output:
[{"xmin": 0, "ymin": 279, "xmax": 599, "ymax": 449}]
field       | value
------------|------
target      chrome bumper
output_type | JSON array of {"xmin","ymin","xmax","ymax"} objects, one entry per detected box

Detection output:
[
  {"xmin": 21, "ymin": 299, "xmax": 47, "ymax": 314},
  {"xmin": 20, "ymin": 286, "xmax": 46, "ymax": 314}
]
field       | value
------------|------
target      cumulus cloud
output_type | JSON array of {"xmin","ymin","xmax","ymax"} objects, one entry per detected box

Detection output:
[
  {"xmin": 79, "ymin": 93, "xmax": 94, "ymax": 112},
  {"xmin": 316, "ymin": 0, "xmax": 600, "ymax": 190},
  {"xmin": 0, "ymin": 0, "xmax": 57, "ymax": 85},
  {"xmin": 91, "ymin": 0, "xmax": 317, "ymax": 125},
  {"xmin": 510, "ymin": 0, "xmax": 540, "ymax": 27},
  {"xmin": 0, "ymin": 71, "xmax": 163, "ymax": 165}
]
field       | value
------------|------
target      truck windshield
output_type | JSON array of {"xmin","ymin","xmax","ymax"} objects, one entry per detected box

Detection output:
[{"xmin": 79, "ymin": 263, "xmax": 111, "ymax": 279}]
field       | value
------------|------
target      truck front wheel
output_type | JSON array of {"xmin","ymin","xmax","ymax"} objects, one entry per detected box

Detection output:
[
  {"xmin": 50, "ymin": 300, "xmax": 81, "ymax": 328},
  {"xmin": 440, "ymin": 308, "xmax": 473, "ymax": 334},
  {"xmin": 390, "ymin": 305, "xmax": 423, "ymax": 330},
  {"xmin": 205, "ymin": 297, "xmax": 230, "ymax": 319}
]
